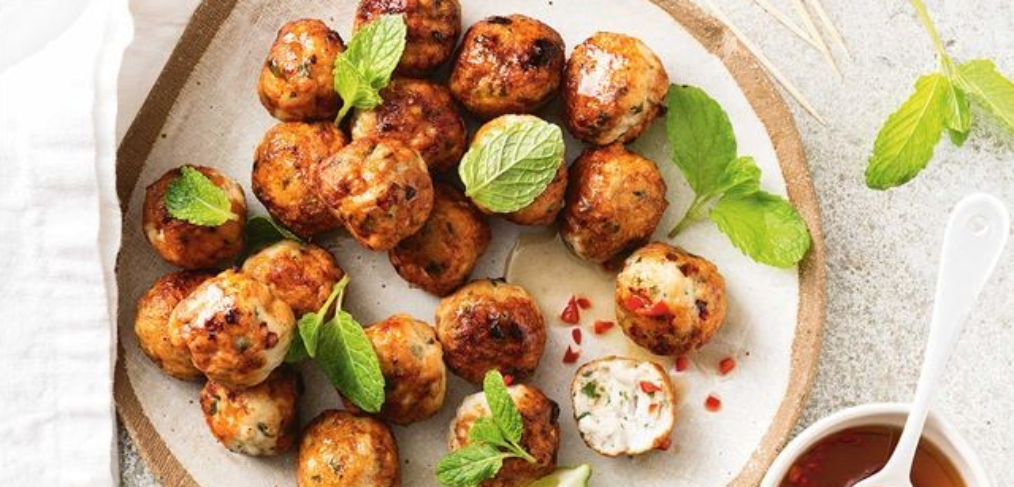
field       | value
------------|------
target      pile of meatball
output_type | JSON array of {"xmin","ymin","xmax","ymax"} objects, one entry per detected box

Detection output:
[{"xmin": 133, "ymin": 0, "xmax": 731, "ymax": 485}]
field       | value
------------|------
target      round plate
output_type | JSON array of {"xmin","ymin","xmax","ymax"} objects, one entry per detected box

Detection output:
[{"xmin": 115, "ymin": 0, "xmax": 826, "ymax": 486}]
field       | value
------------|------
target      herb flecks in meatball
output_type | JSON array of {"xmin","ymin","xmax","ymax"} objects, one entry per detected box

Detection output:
[
  {"xmin": 134, "ymin": 271, "xmax": 214, "ymax": 380},
  {"xmin": 200, "ymin": 366, "xmax": 301, "ymax": 456},
  {"xmin": 297, "ymin": 410, "xmax": 400, "ymax": 487},
  {"xmin": 258, "ymin": 19, "xmax": 345, "ymax": 121},
  {"xmin": 242, "ymin": 240, "xmax": 344, "ymax": 317},
  {"xmin": 354, "ymin": 0, "xmax": 461, "ymax": 76}
]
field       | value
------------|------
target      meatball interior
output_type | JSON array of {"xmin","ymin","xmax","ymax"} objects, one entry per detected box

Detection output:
[
  {"xmin": 257, "ymin": 19, "xmax": 344, "ymax": 121},
  {"xmin": 242, "ymin": 240, "xmax": 344, "ymax": 317},
  {"xmin": 354, "ymin": 0, "xmax": 461, "ymax": 76},
  {"xmin": 200, "ymin": 366, "xmax": 301, "ymax": 456},
  {"xmin": 134, "ymin": 271, "xmax": 213, "ymax": 380},
  {"xmin": 297, "ymin": 410, "xmax": 400, "ymax": 487}
]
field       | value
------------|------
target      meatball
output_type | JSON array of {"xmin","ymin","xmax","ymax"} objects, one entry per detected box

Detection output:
[
  {"xmin": 571, "ymin": 357, "xmax": 676, "ymax": 456},
  {"xmin": 449, "ymin": 15, "xmax": 565, "ymax": 119},
  {"xmin": 389, "ymin": 184, "xmax": 490, "ymax": 296},
  {"xmin": 133, "ymin": 271, "xmax": 213, "ymax": 380},
  {"xmin": 435, "ymin": 279, "xmax": 546, "ymax": 384},
  {"xmin": 353, "ymin": 0, "xmax": 461, "ymax": 76},
  {"xmin": 314, "ymin": 137, "xmax": 434, "ymax": 251},
  {"xmin": 297, "ymin": 410, "xmax": 400, "ymax": 487},
  {"xmin": 563, "ymin": 32, "xmax": 668, "ymax": 145},
  {"xmin": 242, "ymin": 240, "xmax": 344, "ymax": 317},
  {"xmin": 168, "ymin": 270, "xmax": 296, "ymax": 389},
  {"xmin": 350, "ymin": 78, "xmax": 467, "ymax": 173},
  {"xmin": 142, "ymin": 166, "xmax": 247, "ymax": 269},
  {"xmin": 252, "ymin": 122, "xmax": 345, "ymax": 238},
  {"xmin": 615, "ymin": 242, "xmax": 727, "ymax": 356},
  {"xmin": 560, "ymin": 144, "xmax": 668, "ymax": 264},
  {"xmin": 345, "ymin": 314, "xmax": 446, "ymax": 425},
  {"xmin": 449, "ymin": 385, "xmax": 560, "ymax": 487},
  {"xmin": 467, "ymin": 115, "xmax": 567, "ymax": 226},
  {"xmin": 258, "ymin": 19, "xmax": 344, "ymax": 122},
  {"xmin": 199, "ymin": 366, "xmax": 301, "ymax": 456}
]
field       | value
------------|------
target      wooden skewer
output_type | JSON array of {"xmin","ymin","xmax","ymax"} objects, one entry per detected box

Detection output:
[
  {"xmin": 805, "ymin": 0, "xmax": 852, "ymax": 59},
  {"xmin": 700, "ymin": 0, "xmax": 827, "ymax": 125},
  {"xmin": 751, "ymin": 0, "xmax": 820, "ymax": 50},
  {"xmin": 787, "ymin": 0, "xmax": 841, "ymax": 78}
]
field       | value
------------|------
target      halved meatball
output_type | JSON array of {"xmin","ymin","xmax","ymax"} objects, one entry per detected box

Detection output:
[
  {"xmin": 353, "ymin": 0, "xmax": 461, "ymax": 76},
  {"xmin": 133, "ymin": 271, "xmax": 213, "ymax": 380},
  {"xmin": 449, "ymin": 384, "xmax": 560, "ymax": 487},
  {"xmin": 350, "ymin": 78, "xmax": 467, "ymax": 173},
  {"xmin": 435, "ymin": 279, "xmax": 546, "ymax": 384},
  {"xmin": 241, "ymin": 240, "xmax": 344, "ymax": 317},
  {"xmin": 563, "ymin": 32, "xmax": 668, "ymax": 145},
  {"xmin": 168, "ymin": 270, "xmax": 295, "ymax": 389},
  {"xmin": 252, "ymin": 122, "xmax": 345, "ymax": 238},
  {"xmin": 615, "ymin": 242, "xmax": 727, "ymax": 356},
  {"xmin": 199, "ymin": 366, "xmax": 301, "ymax": 456},
  {"xmin": 258, "ymin": 19, "xmax": 344, "ymax": 122},
  {"xmin": 314, "ymin": 137, "xmax": 434, "ymax": 251},
  {"xmin": 559, "ymin": 144, "xmax": 668, "ymax": 264},
  {"xmin": 297, "ymin": 410, "xmax": 400, "ymax": 487},
  {"xmin": 142, "ymin": 166, "xmax": 247, "ymax": 269},
  {"xmin": 449, "ymin": 15, "xmax": 565, "ymax": 119},
  {"xmin": 346, "ymin": 314, "xmax": 446, "ymax": 425},
  {"xmin": 571, "ymin": 356, "xmax": 676, "ymax": 456},
  {"xmin": 389, "ymin": 184, "xmax": 490, "ymax": 296}
]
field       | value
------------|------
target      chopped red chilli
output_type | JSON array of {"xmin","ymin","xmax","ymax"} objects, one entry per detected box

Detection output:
[
  {"xmin": 562, "ymin": 345, "xmax": 581, "ymax": 364},
  {"xmin": 705, "ymin": 394, "xmax": 722, "ymax": 412},
  {"xmin": 502, "ymin": 374, "xmax": 514, "ymax": 386},
  {"xmin": 674, "ymin": 355, "xmax": 690, "ymax": 372},
  {"xmin": 576, "ymin": 296, "xmax": 591, "ymax": 309},
  {"xmin": 623, "ymin": 295, "xmax": 647, "ymax": 311},
  {"xmin": 639, "ymin": 381, "xmax": 662, "ymax": 393},
  {"xmin": 572, "ymin": 327, "xmax": 583, "ymax": 345},
  {"xmin": 560, "ymin": 296, "xmax": 580, "ymax": 324},
  {"xmin": 718, "ymin": 357, "xmax": 737, "ymax": 376},
  {"xmin": 593, "ymin": 320, "xmax": 614, "ymax": 334}
]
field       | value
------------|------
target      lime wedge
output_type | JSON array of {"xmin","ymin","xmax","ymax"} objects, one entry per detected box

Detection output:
[{"xmin": 528, "ymin": 464, "xmax": 592, "ymax": 487}]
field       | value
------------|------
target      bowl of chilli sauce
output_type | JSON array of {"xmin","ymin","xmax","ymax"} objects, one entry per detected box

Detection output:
[{"xmin": 761, "ymin": 403, "xmax": 992, "ymax": 487}]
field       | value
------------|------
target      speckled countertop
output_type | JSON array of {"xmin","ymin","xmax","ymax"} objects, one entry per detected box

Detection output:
[{"xmin": 116, "ymin": 0, "xmax": 1014, "ymax": 485}]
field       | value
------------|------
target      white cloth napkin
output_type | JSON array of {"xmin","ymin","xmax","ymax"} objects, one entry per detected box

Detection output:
[{"xmin": 0, "ymin": 0, "xmax": 132, "ymax": 485}]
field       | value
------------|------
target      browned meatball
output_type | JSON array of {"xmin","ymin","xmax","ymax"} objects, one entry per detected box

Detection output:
[
  {"xmin": 314, "ymin": 137, "xmax": 434, "ymax": 251},
  {"xmin": 435, "ymin": 279, "xmax": 546, "ymax": 384},
  {"xmin": 252, "ymin": 122, "xmax": 345, "ymax": 238},
  {"xmin": 257, "ymin": 19, "xmax": 344, "ymax": 122},
  {"xmin": 449, "ymin": 15, "xmax": 565, "ymax": 119},
  {"xmin": 615, "ymin": 242, "xmax": 727, "ymax": 356},
  {"xmin": 168, "ymin": 270, "xmax": 295, "ymax": 389},
  {"xmin": 297, "ymin": 410, "xmax": 400, "ymax": 487},
  {"xmin": 350, "ymin": 78, "xmax": 467, "ymax": 173},
  {"xmin": 346, "ymin": 314, "xmax": 446, "ymax": 425},
  {"xmin": 560, "ymin": 144, "xmax": 668, "ymax": 264},
  {"xmin": 563, "ymin": 32, "xmax": 668, "ymax": 145},
  {"xmin": 142, "ymin": 166, "xmax": 247, "ymax": 269},
  {"xmin": 199, "ymin": 366, "xmax": 301, "ymax": 456},
  {"xmin": 449, "ymin": 384, "xmax": 560, "ymax": 487},
  {"xmin": 353, "ymin": 0, "xmax": 461, "ymax": 76},
  {"xmin": 389, "ymin": 184, "xmax": 490, "ymax": 296},
  {"xmin": 133, "ymin": 271, "xmax": 213, "ymax": 380},
  {"xmin": 241, "ymin": 240, "xmax": 344, "ymax": 317}
]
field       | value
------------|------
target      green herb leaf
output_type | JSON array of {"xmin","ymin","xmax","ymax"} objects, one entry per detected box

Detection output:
[
  {"xmin": 710, "ymin": 191, "xmax": 812, "ymax": 268},
  {"xmin": 482, "ymin": 370, "xmax": 524, "ymax": 444},
  {"xmin": 468, "ymin": 417, "xmax": 507, "ymax": 447},
  {"xmin": 665, "ymin": 84, "xmax": 737, "ymax": 197},
  {"xmin": 298, "ymin": 277, "xmax": 348, "ymax": 358},
  {"xmin": 164, "ymin": 166, "xmax": 237, "ymax": 226},
  {"xmin": 333, "ymin": 14, "xmax": 406, "ymax": 123},
  {"xmin": 714, "ymin": 156, "xmax": 762, "ymax": 198},
  {"xmin": 436, "ymin": 444, "xmax": 506, "ymax": 487},
  {"xmin": 865, "ymin": 73, "xmax": 951, "ymax": 190},
  {"xmin": 316, "ymin": 309, "xmax": 385, "ymax": 413},
  {"xmin": 944, "ymin": 81, "xmax": 972, "ymax": 146},
  {"xmin": 955, "ymin": 59, "xmax": 1014, "ymax": 132},
  {"xmin": 284, "ymin": 333, "xmax": 309, "ymax": 363},
  {"xmin": 459, "ymin": 117, "xmax": 565, "ymax": 213},
  {"xmin": 244, "ymin": 215, "xmax": 301, "ymax": 257}
]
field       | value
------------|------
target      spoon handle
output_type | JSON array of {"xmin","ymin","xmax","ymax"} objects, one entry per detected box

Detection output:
[{"xmin": 885, "ymin": 193, "xmax": 1009, "ymax": 475}]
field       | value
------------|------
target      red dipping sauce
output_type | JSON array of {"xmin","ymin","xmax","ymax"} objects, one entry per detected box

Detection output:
[{"xmin": 779, "ymin": 425, "xmax": 965, "ymax": 487}]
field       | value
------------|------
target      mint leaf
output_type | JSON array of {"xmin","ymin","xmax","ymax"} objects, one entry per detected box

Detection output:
[
  {"xmin": 866, "ymin": 73, "xmax": 951, "ymax": 190},
  {"xmin": 468, "ymin": 417, "xmax": 507, "ymax": 447},
  {"xmin": 955, "ymin": 59, "xmax": 1014, "ymax": 132},
  {"xmin": 333, "ymin": 14, "xmax": 406, "ymax": 123},
  {"xmin": 944, "ymin": 82, "xmax": 971, "ymax": 146},
  {"xmin": 459, "ymin": 117, "xmax": 564, "ymax": 213},
  {"xmin": 285, "ymin": 333, "xmax": 309, "ymax": 363},
  {"xmin": 710, "ymin": 191, "xmax": 811, "ymax": 268},
  {"xmin": 244, "ymin": 215, "xmax": 301, "ymax": 257},
  {"xmin": 297, "ymin": 277, "xmax": 348, "ymax": 358},
  {"xmin": 482, "ymin": 370, "xmax": 523, "ymax": 444},
  {"xmin": 436, "ymin": 444, "xmax": 506, "ymax": 487},
  {"xmin": 164, "ymin": 166, "xmax": 237, "ymax": 226},
  {"xmin": 714, "ymin": 156, "xmax": 761, "ymax": 198},
  {"xmin": 317, "ymin": 309, "xmax": 385, "ymax": 413},
  {"xmin": 666, "ymin": 84, "xmax": 737, "ymax": 197}
]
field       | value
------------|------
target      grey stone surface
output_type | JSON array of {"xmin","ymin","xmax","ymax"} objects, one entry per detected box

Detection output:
[{"xmin": 119, "ymin": 0, "xmax": 1014, "ymax": 485}]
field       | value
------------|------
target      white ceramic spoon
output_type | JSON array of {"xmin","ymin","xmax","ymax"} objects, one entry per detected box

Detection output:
[{"xmin": 855, "ymin": 193, "xmax": 1009, "ymax": 487}]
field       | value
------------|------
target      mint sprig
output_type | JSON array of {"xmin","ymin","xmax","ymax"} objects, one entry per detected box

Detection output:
[
  {"xmin": 164, "ymin": 166, "xmax": 237, "ymax": 226},
  {"xmin": 666, "ymin": 84, "xmax": 811, "ymax": 268},
  {"xmin": 333, "ymin": 14, "xmax": 406, "ymax": 124},
  {"xmin": 865, "ymin": 0, "xmax": 1014, "ymax": 189},
  {"xmin": 459, "ymin": 117, "xmax": 565, "ymax": 213},
  {"xmin": 436, "ymin": 371, "xmax": 536, "ymax": 486}
]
